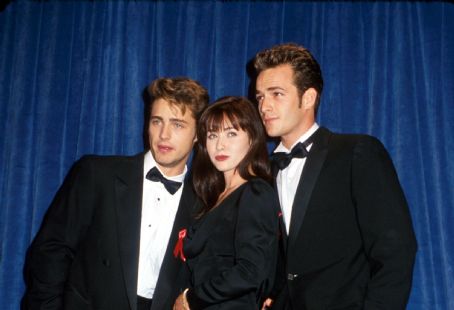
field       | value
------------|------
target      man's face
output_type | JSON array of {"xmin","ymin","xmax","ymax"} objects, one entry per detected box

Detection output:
[
  {"xmin": 148, "ymin": 98, "xmax": 197, "ymax": 176},
  {"xmin": 256, "ymin": 64, "xmax": 312, "ymax": 148}
]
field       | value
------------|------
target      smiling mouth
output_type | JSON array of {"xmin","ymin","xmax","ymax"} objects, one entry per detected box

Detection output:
[{"xmin": 215, "ymin": 155, "xmax": 229, "ymax": 161}]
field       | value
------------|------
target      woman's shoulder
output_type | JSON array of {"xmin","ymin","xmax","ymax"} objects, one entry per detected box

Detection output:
[
  {"xmin": 238, "ymin": 178, "xmax": 280, "ymax": 218},
  {"xmin": 239, "ymin": 178, "xmax": 278, "ymax": 206},
  {"xmin": 245, "ymin": 177, "xmax": 274, "ymax": 194}
]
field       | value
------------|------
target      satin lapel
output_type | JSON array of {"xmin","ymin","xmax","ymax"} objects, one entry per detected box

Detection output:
[
  {"xmin": 288, "ymin": 128, "xmax": 330, "ymax": 248},
  {"xmin": 151, "ymin": 180, "xmax": 195, "ymax": 310},
  {"xmin": 115, "ymin": 154, "xmax": 144, "ymax": 310},
  {"xmin": 272, "ymin": 162, "xmax": 288, "ymax": 252}
]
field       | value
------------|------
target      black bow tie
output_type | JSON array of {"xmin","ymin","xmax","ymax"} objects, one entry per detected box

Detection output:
[
  {"xmin": 272, "ymin": 140, "xmax": 312, "ymax": 170},
  {"xmin": 146, "ymin": 167, "xmax": 182, "ymax": 195}
]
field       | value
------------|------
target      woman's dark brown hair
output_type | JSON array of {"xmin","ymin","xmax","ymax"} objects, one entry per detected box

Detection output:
[{"xmin": 192, "ymin": 96, "xmax": 272, "ymax": 215}]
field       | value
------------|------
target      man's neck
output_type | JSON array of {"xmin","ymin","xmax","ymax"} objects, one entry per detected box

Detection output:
[
  {"xmin": 156, "ymin": 163, "xmax": 186, "ymax": 178},
  {"xmin": 146, "ymin": 151, "xmax": 187, "ymax": 178},
  {"xmin": 281, "ymin": 122, "xmax": 317, "ymax": 149}
]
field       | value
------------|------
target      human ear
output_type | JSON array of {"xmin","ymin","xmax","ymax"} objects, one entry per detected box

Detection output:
[{"xmin": 302, "ymin": 88, "xmax": 318, "ymax": 110}]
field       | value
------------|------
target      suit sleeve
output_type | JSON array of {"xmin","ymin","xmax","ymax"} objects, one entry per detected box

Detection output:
[
  {"xmin": 23, "ymin": 156, "xmax": 96, "ymax": 309},
  {"xmin": 187, "ymin": 181, "xmax": 280, "ymax": 308},
  {"xmin": 268, "ymin": 222, "xmax": 287, "ymax": 299},
  {"xmin": 352, "ymin": 137, "xmax": 417, "ymax": 309}
]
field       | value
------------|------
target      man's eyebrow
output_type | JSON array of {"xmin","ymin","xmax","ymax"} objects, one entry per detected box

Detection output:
[
  {"xmin": 169, "ymin": 118, "xmax": 189, "ymax": 124},
  {"xmin": 256, "ymin": 86, "xmax": 286, "ymax": 94},
  {"xmin": 150, "ymin": 116, "xmax": 188, "ymax": 124},
  {"xmin": 267, "ymin": 86, "xmax": 286, "ymax": 91}
]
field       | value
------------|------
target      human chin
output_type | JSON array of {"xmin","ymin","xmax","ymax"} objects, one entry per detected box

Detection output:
[
  {"xmin": 210, "ymin": 159, "xmax": 230, "ymax": 173},
  {"xmin": 154, "ymin": 153, "xmax": 187, "ymax": 172},
  {"xmin": 264, "ymin": 125, "xmax": 282, "ymax": 138}
]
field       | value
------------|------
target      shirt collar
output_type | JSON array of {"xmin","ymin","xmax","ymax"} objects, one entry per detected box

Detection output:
[
  {"xmin": 144, "ymin": 150, "xmax": 187, "ymax": 182},
  {"xmin": 274, "ymin": 123, "xmax": 319, "ymax": 153}
]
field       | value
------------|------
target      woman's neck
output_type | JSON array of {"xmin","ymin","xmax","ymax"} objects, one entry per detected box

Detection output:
[
  {"xmin": 224, "ymin": 170, "xmax": 246, "ymax": 190},
  {"xmin": 215, "ymin": 171, "xmax": 247, "ymax": 206}
]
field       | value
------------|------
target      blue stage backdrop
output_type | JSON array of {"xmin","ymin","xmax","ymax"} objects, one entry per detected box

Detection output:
[{"xmin": 1, "ymin": 1, "xmax": 453, "ymax": 309}]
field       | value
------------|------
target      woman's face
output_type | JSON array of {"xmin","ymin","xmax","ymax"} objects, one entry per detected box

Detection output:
[{"xmin": 206, "ymin": 118, "xmax": 251, "ymax": 177}]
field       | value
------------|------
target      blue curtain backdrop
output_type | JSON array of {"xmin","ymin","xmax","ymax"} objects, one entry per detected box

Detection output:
[{"xmin": 1, "ymin": 1, "xmax": 453, "ymax": 309}]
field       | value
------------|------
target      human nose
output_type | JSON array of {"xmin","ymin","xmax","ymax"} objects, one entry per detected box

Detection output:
[
  {"xmin": 160, "ymin": 123, "xmax": 171, "ymax": 140},
  {"xmin": 259, "ymin": 96, "xmax": 272, "ymax": 114},
  {"xmin": 216, "ymin": 135, "xmax": 225, "ymax": 150}
]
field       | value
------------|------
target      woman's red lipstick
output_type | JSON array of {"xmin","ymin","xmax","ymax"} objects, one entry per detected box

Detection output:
[{"xmin": 215, "ymin": 155, "xmax": 229, "ymax": 161}]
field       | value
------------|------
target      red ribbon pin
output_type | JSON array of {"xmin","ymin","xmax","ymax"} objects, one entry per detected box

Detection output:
[{"xmin": 173, "ymin": 228, "xmax": 187, "ymax": 262}]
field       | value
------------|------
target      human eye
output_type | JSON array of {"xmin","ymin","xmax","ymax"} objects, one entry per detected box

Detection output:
[
  {"xmin": 207, "ymin": 132, "xmax": 217, "ymax": 140},
  {"xmin": 227, "ymin": 130, "xmax": 238, "ymax": 138},
  {"xmin": 273, "ymin": 91, "xmax": 284, "ymax": 97},
  {"xmin": 150, "ymin": 118, "xmax": 161, "ymax": 125},
  {"xmin": 255, "ymin": 94, "xmax": 264, "ymax": 103},
  {"xmin": 173, "ymin": 122, "xmax": 185, "ymax": 129}
]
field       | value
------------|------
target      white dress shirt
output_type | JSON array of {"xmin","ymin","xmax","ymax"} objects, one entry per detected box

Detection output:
[
  {"xmin": 275, "ymin": 123, "xmax": 319, "ymax": 234},
  {"xmin": 137, "ymin": 151, "xmax": 187, "ymax": 298}
]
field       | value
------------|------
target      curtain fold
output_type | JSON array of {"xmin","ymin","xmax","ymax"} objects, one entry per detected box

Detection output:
[{"xmin": 1, "ymin": 1, "xmax": 453, "ymax": 309}]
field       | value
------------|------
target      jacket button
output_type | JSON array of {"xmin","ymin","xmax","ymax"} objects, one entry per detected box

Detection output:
[
  {"xmin": 287, "ymin": 273, "xmax": 298, "ymax": 280},
  {"xmin": 102, "ymin": 259, "xmax": 111, "ymax": 267}
]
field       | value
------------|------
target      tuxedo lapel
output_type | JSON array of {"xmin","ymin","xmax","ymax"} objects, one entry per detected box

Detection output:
[
  {"xmin": 151, "ymin": 180, "xmax": 195, "ymax": 310},
  {"xmin": 288, "ymin": 128, "xmax": 330, "ymax": 249},
  {"xmin": 272, "ymin": 165, "xmax": 289, "ymax": 252},
  {"xmin": 114, "ymin": 154, "xmax": 144, "ymax": 310}
]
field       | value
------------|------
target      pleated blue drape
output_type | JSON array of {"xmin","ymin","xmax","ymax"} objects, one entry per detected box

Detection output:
[{"xmin": 1, "ymin": 1, "xmax": 453, "ymax": 309}]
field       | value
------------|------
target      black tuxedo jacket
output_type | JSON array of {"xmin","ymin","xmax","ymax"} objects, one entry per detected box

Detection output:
[
  {"xmin": 272, "ymin": 127, "xmax": 417, "ymax": 310},
  {"xmin": 23, "ymin": 153, "xmax": 196, "ymax": 310}
]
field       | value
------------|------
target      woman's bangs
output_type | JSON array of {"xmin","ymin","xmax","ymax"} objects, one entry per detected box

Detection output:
[{"xmin": 206, "ymin": 111, "xmax": 240, "ymax": 132}]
